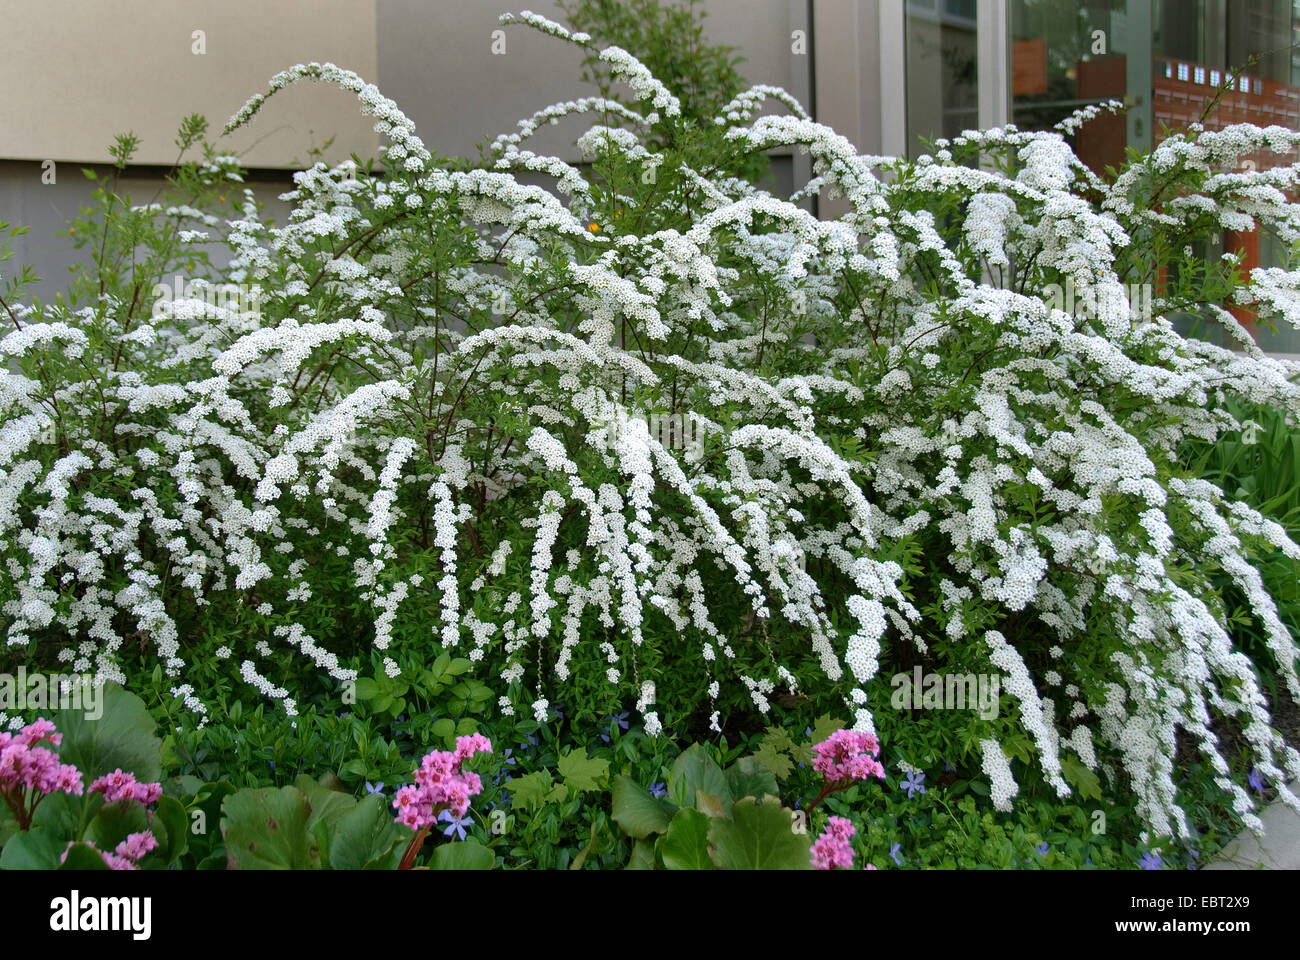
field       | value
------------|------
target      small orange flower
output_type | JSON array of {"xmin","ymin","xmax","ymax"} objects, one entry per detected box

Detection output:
[{"xmin": 587, "ymin": 221, "xmax": 600, "ymax": 233}]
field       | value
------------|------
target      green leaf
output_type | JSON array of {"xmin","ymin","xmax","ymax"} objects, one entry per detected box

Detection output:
[
  {"xmin": 557, "ymin": 749, "xmax": 610, "ymax": 794},
  {"xmin": 760, "ymin": 725, "xmax": 796, "ymax": 754},
  {"xmin": 193, "ymin": 780, "xmax": 236, "ymax": 823},
  {"xmin": 0, "ymin": 827, "xmax": 65, "ymax": 869},
  {"xmin": 1061, "ymin": 756, "xmax": 1103, "ymax": 802},
  {"xmin": 658, "ymin": 807, "xmax": 713, "ymax": 870},
  {"xmin": 163, "ymin": 774, "xmax": 204, "ymax": 799},
  {"xmin": 86, "ymin": 798, "xmax": 150, "ymax": 853},
  {"xmin": 610, "ymin": 775, "xmax": 672, "ymax": 838},
  {"xmin": 570, "ymin": 821, "xmax": 599, "ymax": 870},
  {"xmin": 58, "ymin": 842, "xmax": 110, "ymax": 870},
  {"xmin": 625, "ymin": 837, "xmax": 657, "ymax": 870},
  {"xmin": 329, "ymin": 794, "xmax": 408, "ymax": 870},
  {"xmin": 354, "ymin": 677, "xmax": 380, "ymax": 701},
  {"xmin": 751, "ymin": 740, "xmax": 794, "ymax": 780},
  {"xmin": 429, "ymin": 652, "xmax": 451, "ymax": 680},
  {"xmin": 429, "ymin": 839, "xmax": 494, "ymax": 870},
  {"xmin": 669, "ymin": 744, "xmax": 733, "ymax": 809},
  {"xmin": 152, "ymin": 795, "xmax": 190, "ymax": 865},
  {"xmin": 431, "ymin": 718, "xmax": 456, "ymax": 744},
  {"xmin": 295, "ymin": 774, "xmax": 358, "ymax": 865},
  {"xmin": 706, "ymin": 797, "xmax": 812, "ymax": 870},
  {"xmin": 726, "ymin": 755, "xmax": 779, "ymax": 800},
  {"xmin": 30, "ymin": 789, "xmax": 85, "ymax": 838},
  {"xmin": 53, "ymin": 683, "xmax": 161, "ymax": 781},
  {"xmin": 297, "ymin": 774, "xmax": 356, "ymax": 831},
  {"xmin": 508, "ymin": 770, "xmax": 565, "ymax": 812},
  {"xmin": 809, "ymin": 714, "xmax": 844, "ymax": 746},
  {"xmin": 694, "ymin": 790, "xmax": 727, "ymax": 819},
  {"xmin": 221, "ymin": 787, "xmax": 322, "ymax": 869},
  {"xmin": 340, "ymin": 758, "xmax": 369, "ymax": 780}
]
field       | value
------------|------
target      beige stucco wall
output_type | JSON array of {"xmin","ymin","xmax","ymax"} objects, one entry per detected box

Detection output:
[
  {"xmin": 0, "ymin": 0, "xmax": 822, "ymax": 300},
  {"xmin": 1, "ymin": 0, "xmax": 812, "ymax": 170},
  {"xmin": 0, "ymin": 0, "xmax": 381, "ymax": 168}
]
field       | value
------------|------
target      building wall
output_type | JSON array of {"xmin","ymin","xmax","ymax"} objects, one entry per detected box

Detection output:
[
  {"xmin": 0, "ymin": 161, "xmax": 294, "ymax": 304},
  {"xmin": 0, "ymin": 0, "xmax": 826, "ymax": 298},
  {"xmin": 376, "ymin": 0, "xmax": 806, "ymax": 163},
  {"xmin": 0, "ymin": 0, "xmax": 816, "ymax": 168},
  {"xmin": 0, "ymin": 0, "xmax": 381, "ymax": 168}
]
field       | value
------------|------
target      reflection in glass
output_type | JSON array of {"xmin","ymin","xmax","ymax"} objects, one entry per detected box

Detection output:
[{"xmin": 905, "ymin": 0, "xmax": 979, "ymax": 155}]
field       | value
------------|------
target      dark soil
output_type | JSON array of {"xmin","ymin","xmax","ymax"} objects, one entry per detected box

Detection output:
[
  {"xmin": 1176, "ymin": 675, "xmax": 1300, "ymax": 781},
  {"xmin": 1268, "ymin": 681, "xmax": 1300, "ymax": 752}
]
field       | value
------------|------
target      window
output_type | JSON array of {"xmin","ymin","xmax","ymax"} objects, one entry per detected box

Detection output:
[{"xmin": 905, "ymin": 0, "xmax": 979, "ymax": 154}]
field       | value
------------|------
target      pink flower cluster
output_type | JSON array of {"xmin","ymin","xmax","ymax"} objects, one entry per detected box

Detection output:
[
  {"xmin": 90, "ymin": 769, "xmax": 163, "ymax": 806},
  {"xmin": 810, "ymin": 816, "xmax": 856, "ymax": 870},
  {"xmin": 0, "ymin": 720, "xmax": 84, "ymax": 828},
  {"xmin": 392, "ymin": 734, "xmax": 492, "ymax": 831},
  {"xmin": 61, "ymin": 831, "xmax": 158, "ymax": 871},
  {"xmin": 812, "ymin": 729, "xmax": 885, "ymax": 784}
]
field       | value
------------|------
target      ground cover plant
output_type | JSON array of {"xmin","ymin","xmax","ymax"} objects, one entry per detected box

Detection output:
[{"xmin": 2, "ymin": 5, "xmax": 1300, "ymax": 869}]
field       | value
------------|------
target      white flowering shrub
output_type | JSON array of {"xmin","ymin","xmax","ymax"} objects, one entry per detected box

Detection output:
[{"xmin": 3, "ymin": 11, "xmax": 1300, "ymax": 840}]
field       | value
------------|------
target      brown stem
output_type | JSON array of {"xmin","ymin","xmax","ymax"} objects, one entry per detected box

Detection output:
[{"xmin": 398, "ymin": 823, "xmax": 432, "ymax": 870}]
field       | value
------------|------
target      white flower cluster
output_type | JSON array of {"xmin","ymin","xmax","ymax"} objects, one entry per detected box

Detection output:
[
  {"xmin": 980, "ymin": 738, "xmax": 1020, "ymax": 812},
  {"xmin": 2, "ymin": 12, "xmax": 1297, "ymax": 840}
]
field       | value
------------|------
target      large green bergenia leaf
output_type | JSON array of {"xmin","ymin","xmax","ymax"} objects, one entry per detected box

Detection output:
[
  {"xmin": 221, "ymin": 787, "xmax": 321, "ymax": 869},
  {"xmin": 707, "ymin": 796, "xmax": 812, "ymax": 870},
  {"xmin": 0, "ymin": 826, "xmax": 65, "ymax": 869},
  {"xmin": 669, "ymin": 744, "xmax": 732, "ymax": 811},
  {"xmin": 57, "ymin": 842, "xmax": 110, "ymax": 870},
  {"xmin": 725, "ymin": 755, "xmax": 778, "ymax": 801},
  {"xmin": 429, "ymin": 839, "xmax": 494, "ymax": 870},
  {"xmin": 610, "ymin": 775, "xmax": 672, "ymax": 838},
  {"xmin": 329, "ymin": 794, "xmax": 409, "ymax": 870},
  {"xmin": 658, "ymin": 807, "xmax": 713, "ymax": 870},
  {"xmin": 53, "ymin": 683, "xmax": 161, "ymax": 782}
]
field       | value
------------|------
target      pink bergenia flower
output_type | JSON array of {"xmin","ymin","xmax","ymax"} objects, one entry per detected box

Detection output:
[
  {"xmin": 114, "ymin": 831, "xmax": 159, "ymax": 863},
  {"xmin": 812, "ymin": 729, "xmax": 885, "ymax": 783},
  {"xmin": 0, "ymin": 720, "xmax": 85, "ymax": 829},
  {"xmin": 454, "ymin": 733, "xmax": 492, "ymax": 763},
  {"xmin": 392, "ymin": 737, "xmax": 492, "ymax": 831},
  {"xmin": 15, "ymin": 719, "xmax": 61, "ymax": 748},
  {"xmin": 811, "ymin": 816, "xmax": 857, "ymax": 870},
  {"xmin": 60, "ymin": 832, "xmax": 157, "ymax": 871},
  {"xmin": 89, "ymin": 768, "xmax": 163, "ymax": 806},
  {"xmin": 804, "ymin": 728, "xmax": 887, "ymax": 816}
]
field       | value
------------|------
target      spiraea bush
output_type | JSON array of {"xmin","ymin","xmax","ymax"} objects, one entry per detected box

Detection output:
[{"xmin": 3, "ymin": 10, "xmax": 1300, "ymax": 842}]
